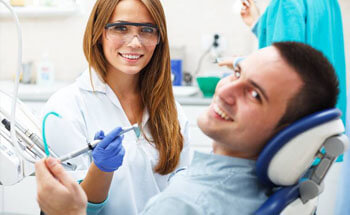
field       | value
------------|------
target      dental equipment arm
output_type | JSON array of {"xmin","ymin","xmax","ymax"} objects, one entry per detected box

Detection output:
[
  {"xmin": 0, "ymin": 0, "xmax": 35, "ymax": 186},
  {"xmin": 0, "ymin": 0, "xmax": 38, "ymax": 166}
]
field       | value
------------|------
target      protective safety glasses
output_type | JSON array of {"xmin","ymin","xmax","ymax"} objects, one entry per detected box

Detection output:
[{"xmin": 104, "ymin": 22, "xmax": 160, "ymax": 47}]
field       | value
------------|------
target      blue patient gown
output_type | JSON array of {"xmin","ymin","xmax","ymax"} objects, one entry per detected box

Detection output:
[
  {"xmin": 253, "ymin": 0, "xmax": 347, "ymax": 126},
  {"xmin": 142, "ymin": 152, "xmax": 269, "ymax": 215}
]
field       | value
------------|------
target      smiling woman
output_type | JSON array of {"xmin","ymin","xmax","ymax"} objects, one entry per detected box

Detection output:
[{"xmin": 41, "ymin": 0, "xmax": 192, "ymax": 214}]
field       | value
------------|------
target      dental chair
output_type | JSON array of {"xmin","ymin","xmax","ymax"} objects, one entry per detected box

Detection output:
[{"xmin": 255, "ymin": 108, "xmax": 349, "ymax": 215}]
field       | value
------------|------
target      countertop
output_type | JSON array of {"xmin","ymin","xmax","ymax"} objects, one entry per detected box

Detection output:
[
  {"xmin": 0, "ymin": 80, "xmax": 69, "ymax": 101},
  {"xmin": 0, "ymin": 81, "xmax": 212, "ymax": 106},
  {"xmin": 175, "ymin": 96, "xmax": 212, "ymax": 106}
]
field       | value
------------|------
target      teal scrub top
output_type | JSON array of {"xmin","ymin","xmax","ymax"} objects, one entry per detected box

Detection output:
[{"xmin": 253, "ymin": 0, "xmax": 347, "ymax": 126}]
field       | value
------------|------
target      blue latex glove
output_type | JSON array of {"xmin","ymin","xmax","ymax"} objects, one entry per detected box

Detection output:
[{"xmin": 92, "ymin": 127, "xmax": 125, "ymax": 172}]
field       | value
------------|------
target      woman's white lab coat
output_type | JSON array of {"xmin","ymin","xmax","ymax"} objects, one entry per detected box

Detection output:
[{"xmin": 42, "ymin": 70, "xmax": 192, "ymax": 215}]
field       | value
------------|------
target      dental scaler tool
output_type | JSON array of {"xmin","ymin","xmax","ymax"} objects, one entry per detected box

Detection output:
[{"xmin": 59, "ymin": 124, "xmax": 139, "ymax": 162}]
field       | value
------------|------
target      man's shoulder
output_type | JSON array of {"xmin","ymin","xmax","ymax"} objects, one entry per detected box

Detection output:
[{"xmin": 141, "ymin": 192, "xmax": 204, "ymax": 215}]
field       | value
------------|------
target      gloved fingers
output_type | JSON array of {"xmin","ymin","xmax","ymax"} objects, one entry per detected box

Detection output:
[
  {"xmin": 110, "ymin": 147, "xmax": 125, "ymax": 165},
  {"xmin": 105, "ymin": 135, "xmax": 124, "ymax": 152},
  {"xmin": 94, "ymin": 130, "xmax": 105, "ymax": 140},
  {"xmin": 109, "ymin": 126, "xmax": 123, "ymax": 137},
  {"xmin": 98, "ymin": 127, "xmax": 123, "ymax": 149},
  {"xmin": 92, "ymin": 145, "xmax": 126, "ymax": 172}
]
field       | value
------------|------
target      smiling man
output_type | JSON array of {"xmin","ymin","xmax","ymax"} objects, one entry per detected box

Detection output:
[
  {"xmin": 35, "ymin": 41, "xmax": 339, "ymax": 215},
  {"xmin": 201, "ymin": 45, "xmax": 302, "ymax": 159}
]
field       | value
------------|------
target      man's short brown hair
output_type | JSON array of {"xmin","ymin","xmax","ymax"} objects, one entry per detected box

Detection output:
[{"xmin": 273, "ymin": 42, "xmax": 339, "ymax": 128}]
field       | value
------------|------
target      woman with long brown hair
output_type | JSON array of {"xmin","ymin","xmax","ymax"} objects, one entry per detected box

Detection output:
[{"xmin": 42, "ymin": 0, "xmax": 191, "ymax": 214}]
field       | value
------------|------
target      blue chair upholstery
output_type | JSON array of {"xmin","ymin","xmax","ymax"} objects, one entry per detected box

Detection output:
[{"xmin": 255, "ymin": 108, "xmax": 349, "ymax": 215}]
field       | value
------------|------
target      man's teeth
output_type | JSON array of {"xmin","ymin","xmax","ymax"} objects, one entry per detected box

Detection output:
[
  {"xmin": 214, "ymin": 105, "xmax": 232, "ymax": 121},
  {"xmin": 121, "ymin": 54, "xmax": 141, "ymax": 60}
]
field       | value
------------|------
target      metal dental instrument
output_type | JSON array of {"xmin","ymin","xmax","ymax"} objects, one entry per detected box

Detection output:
[
  {"xmin": 59, "ymin": 124, "xmax": 139, "ymax": 162},
  {"xmin": 1, "ymin": 117, "xmax": 59, "ymax": 159},
  {"xmin": 0, "ymin": 116, "xmax": 77, "ymax": 170}
]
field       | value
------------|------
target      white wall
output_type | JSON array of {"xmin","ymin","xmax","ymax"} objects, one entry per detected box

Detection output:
[
  {"xmin": 0, "ymin": 0, "xmax": 258, "ymax": 82},
  {"xmin": 0, "ymin": 0, "xmax": 349, "ymax": 84},
  {"xmin": 161, "ymin": 0, "xmax": 259, "ymax": 76},
  {"xmin": 0, "ymin": 0, "xmax": 94, "ymax": 82}
]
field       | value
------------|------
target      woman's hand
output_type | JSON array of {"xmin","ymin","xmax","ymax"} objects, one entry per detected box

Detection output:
[
  {"xmin": 80, "ymin": 127, "xmax": 126, "ymax": 204},
  {"xmin": 240, "ymin": 0, "xmax": 260, "ymax": 27},
  {"xmin": 36, "ymin": 157, "xmax": 87, "ymax": 215},
  {"xmin": 217, "ymin": 56, "xmax": 238, "ymax": 70},
  {"xmin": 92, "ymin": 127, "xmax": 125, "ymax": 172}
]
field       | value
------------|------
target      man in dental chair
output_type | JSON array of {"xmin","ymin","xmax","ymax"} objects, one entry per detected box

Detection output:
[{"xmin": 35, "ymin": 41, "xmax": 340, "ymax": 215}]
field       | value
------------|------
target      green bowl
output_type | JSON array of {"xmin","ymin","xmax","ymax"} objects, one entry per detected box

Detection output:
[{"xmin": 196, "ymin": 76, "xmax": 221, "ymax": 98}]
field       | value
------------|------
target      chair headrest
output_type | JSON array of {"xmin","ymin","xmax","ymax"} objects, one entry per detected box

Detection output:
[{"xmin": 256, "ymin": 108, "xmax": 344, "ymax": 187}]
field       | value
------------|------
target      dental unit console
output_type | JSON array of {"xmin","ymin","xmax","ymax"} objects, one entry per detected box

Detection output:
[
  {"xmin": 0, "ymin": 0, "xmax": 32, "ymax": 186},
  {"xmin": 0, "ymin": 90, "xmax": 75, "ymax": 185}
]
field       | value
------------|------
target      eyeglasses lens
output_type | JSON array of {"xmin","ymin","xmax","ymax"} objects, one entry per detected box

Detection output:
[{"xmin": 106, "ymin": 23, "xmax": 159, "ymax": 46}]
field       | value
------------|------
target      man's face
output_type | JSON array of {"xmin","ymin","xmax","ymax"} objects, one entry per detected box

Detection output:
[{"xmin": 197, "ymin": 47, "xmax": 303, "ymax": 159}]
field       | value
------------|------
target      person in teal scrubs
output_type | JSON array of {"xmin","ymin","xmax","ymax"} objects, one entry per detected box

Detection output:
[
  {"xmin": 240, "ymin": 0, "xmax": 347, "ymax": 126},
  {"xmin": 240, "ymin": 1, "xmax": 348, "ymax": 214}
]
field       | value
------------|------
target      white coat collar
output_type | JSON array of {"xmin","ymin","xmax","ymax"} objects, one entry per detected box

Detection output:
[
  {"xmin": 76, "ymin": 68, "xmax": 123, "ymax": 110},
  {"xmin": 76, "ymin": 68, "xmax": 150, "ymax": 129},
  {"xmin": 76, "ymin": 68, "xmax": 107, "ymax": 93}
]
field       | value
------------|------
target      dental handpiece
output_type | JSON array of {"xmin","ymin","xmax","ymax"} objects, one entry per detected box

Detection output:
[
  {"xmin": 1, "ymin": 117, "xmax": 46, "ymax": 158},
  {"xmin": 58, "ymin": 124, "xmax": 139, "ymax": 162},
  {"xmin": 0, "ymin": 116, "xmax": 77, "ymax": 169},
  {"xmin": 1, "ymin": 118, "xmax": 58, "ymax": 158}
]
